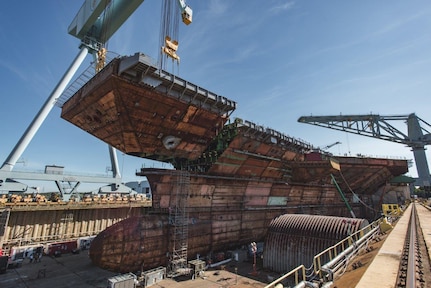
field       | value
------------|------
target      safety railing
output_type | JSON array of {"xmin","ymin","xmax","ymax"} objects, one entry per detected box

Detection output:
[
  {"xmin": 264, "ymin": 265, "xmax": 307, "ymax": 288},
  {"xmin": 265, "ymin": 218, "xmax": 383, "ymax": 288},
  {"xmin": 313, "ymin": 218, "xmax": 381, "ymax": 280},
  {"xmin": 56, "ymin": 51, "xmax": 120, "ymax": 107}
]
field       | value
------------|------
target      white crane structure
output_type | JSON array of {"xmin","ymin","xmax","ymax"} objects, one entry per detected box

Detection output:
[{"xmin": 0, "ymin": 0, "xmax": 192, "ymax": 197}]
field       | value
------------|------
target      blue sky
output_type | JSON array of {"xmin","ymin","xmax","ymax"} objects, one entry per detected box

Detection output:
[{"xmin": 1, "ymin": 0, "xmax": 431, "ymax": 191}]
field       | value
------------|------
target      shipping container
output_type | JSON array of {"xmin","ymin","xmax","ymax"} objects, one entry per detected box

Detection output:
[{"xmin": 107, "ymin": 273, "xmax": 136, "ymax": 288}]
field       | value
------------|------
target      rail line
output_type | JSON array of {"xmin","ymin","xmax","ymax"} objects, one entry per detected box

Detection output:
[
  {"xmin": 356, "ymin": 202, "xmax": 431, "ymax": 287},
  {"xmin": 396, "ymin": 203, "xmax": 421, "ymax": 287}
]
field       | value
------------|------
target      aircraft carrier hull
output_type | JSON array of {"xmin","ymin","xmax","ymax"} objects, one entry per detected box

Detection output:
[
  {"xmin": 56, "ymin": 51, "xmax": 410, "ymax": 273},
  {"xmin": 89, "ymin": 156, "xmax": 408, "ymax": 273}
]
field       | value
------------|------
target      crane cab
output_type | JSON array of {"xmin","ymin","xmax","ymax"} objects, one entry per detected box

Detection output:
[{"xmin": 181, "ymin": 6, "xmax": 193, "ymax": 25}]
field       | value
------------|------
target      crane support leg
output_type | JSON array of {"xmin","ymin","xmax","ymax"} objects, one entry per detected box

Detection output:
[
  {"xmin": 108, "ymin": 145, "xmax": 121, "ymax": 179},
  {"xmin": 407, "ymin": 115, "xmax": 431, "ymax": 187},
  {"xmin": 412, "ymin": 147, "xmax": 431, "ymax": 187},
  {"xmin": 1, "ymin": 47, "xmax": 89, "ymax": 172}
]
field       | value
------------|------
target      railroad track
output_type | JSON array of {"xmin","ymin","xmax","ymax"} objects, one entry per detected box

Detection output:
[{"xmin": 396, "ymin": 203, "xmax": 429, "ymax": 288}]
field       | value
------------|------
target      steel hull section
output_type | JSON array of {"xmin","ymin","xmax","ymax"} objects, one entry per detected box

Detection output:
[
  {"xmin": 88, "ymin": 168, "xmax": 377, "ymax": 273},
  {"xmin": 186, "ymin": 122, "xmax": 319, "ymax": 180},
  {"xmin": 87, "ymin": 125, "xmax": 407, "ymax": 273},
  {"xmin": 141, "ymin": 169, "xmax": 348, "ymax": 211},
  {"xmin": 327, "ymin": 156, "xmax": 409, "ymax": 195},
  {"xmin": 61, "ymin": 53, "xmax": 235, "ymax": 161},
  {"xmin": 182, "ymin": 120, "xmax": 408, "ymax": 189},
  {"xmin": 89, "ymin": 208, "xmax": 279, "ymax": 273}
]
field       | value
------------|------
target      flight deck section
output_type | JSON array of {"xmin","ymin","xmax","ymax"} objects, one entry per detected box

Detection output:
[{"xmin": 61, "ymin": 53, "xmax": 236, "ymax": 163}]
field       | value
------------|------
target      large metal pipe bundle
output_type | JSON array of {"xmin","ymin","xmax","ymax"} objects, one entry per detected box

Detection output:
[{"xmin": 263, "ymin": 214, "xmax": 369, "ymax": 273}]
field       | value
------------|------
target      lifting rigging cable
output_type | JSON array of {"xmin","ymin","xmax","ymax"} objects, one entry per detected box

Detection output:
[
  {"xmin": 159, "ymin": 0, "xmax": 181, "ymax": 71},
  {"xmin": 95, "ymin": 0, "xmax": 113, "ymax": 72}
]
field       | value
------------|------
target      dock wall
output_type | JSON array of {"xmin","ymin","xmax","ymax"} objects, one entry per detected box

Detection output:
[{"xmin": 1, "ymin": 203, "xmax": 149, "ymax": 251}]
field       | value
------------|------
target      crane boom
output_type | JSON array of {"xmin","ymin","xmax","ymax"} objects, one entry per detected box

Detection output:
[
  {"xmin": 68, "ymin": 0, "xmax": 145, "ymax": 51},
  {"xmin": 298, "ymin": 114, "xmax": 431, "ymax": 147},
  {"xmin": 322, "ymin": 141, "xmax": 341, "ymax": 150},
  {"xmin": 298, "ymin": 113, "xmax": 431, "ymax": 187}
]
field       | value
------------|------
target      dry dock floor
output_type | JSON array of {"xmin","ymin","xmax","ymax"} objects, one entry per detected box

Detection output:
[
  {"xmin": 147, "ymin": 250, "xmax": 273, "ymax": 287},
  {"xmin": 8, "ymin": 205, "xmax": 430, "ymax": 288},
  {"xmin": 0, "ymin": 252, "xmax": 117, "ymax": 288},
  {"xmin": 0, "ymin": 249, "xmax": 271, "ymax": 288},
  {"xmin": 155, "ymin": 269, "xmax": 267, "ymax": 288}
]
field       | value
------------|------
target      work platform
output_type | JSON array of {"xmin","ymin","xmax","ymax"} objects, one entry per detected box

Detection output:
[{"xmin": 60, "ymin": 52, "xmax": 236, "ymax": 162}]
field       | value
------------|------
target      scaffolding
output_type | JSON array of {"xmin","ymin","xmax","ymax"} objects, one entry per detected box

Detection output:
[
  {"xmin": 167, "ymin": 170, "xmax": 190, "ymax": 277},
  {"xmin": 0, "ymin": 208, "xmax": 10, "ymax": 249}
]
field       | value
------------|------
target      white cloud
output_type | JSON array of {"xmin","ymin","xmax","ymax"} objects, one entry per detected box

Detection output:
[
  {"xmin": 208, "ymin": 0, "xmax": 228, "ymax": 16},
  {"xmin": 0, "ymin": 59, "xmax": 28, "ymax": 83},
  {"xmin": 270, "ymin": 1, "xmax": 295, "ymax": 14},
  {"xmin": 373, "ymin": 10, "xmax": 431, "ymax": 37}
]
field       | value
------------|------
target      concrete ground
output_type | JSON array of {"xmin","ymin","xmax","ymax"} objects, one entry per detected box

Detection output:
[
  {"xmin": 153, "ymin": 250, "xmax": 272, "ymax": 288},
  {"xmin": 154, "ymin": 268, "xmax": 267, "ymax": 288},
  {"xmin": 0, "ymin": 251, "xmax": 117, "ymax": 288},
  {"xmin": 0, "ymin": 249, "xmax": 277, "ymax": 288}
]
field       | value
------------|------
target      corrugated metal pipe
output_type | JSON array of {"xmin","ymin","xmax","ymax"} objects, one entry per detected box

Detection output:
[
  {"xmin": 265, "ymin": 218, "xmax": 381, "ymax": 287},
  {"xmin": 263, "ymin": 214, "xmax": 369, "ymax": 273}
]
